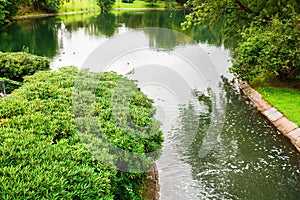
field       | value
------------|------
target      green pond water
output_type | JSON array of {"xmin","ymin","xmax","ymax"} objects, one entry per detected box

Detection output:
[{"xmin": 0, "ymin": 10, "xmax": 299, "ymax": 200}]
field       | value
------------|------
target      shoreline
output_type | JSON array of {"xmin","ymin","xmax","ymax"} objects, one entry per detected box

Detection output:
[
  {"xmin": 142, "ymin": 163, "xmax": 160, "ymax": 200},
  {"xmin": 13, "ymin": 8, "xmax": 180, "ymax": 20},
  {"xmin": 238, "ymin": 80, "xmax": 300, "ymax": 153}
]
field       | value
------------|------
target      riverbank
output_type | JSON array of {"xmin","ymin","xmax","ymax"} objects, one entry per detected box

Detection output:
[
  {"xmin": 238, "ymin": 80, "xmax": 300, "ymax": 153},
  {"xmin": 142, "ymin": 163, "xmax": 160, "ymax": 200},
  {"xmin": 12, "ymin": 0, "xmax": 182, "ymax": 20},
  {"xmin": 13, "ymin": 7, "xmax": 180, "ymax": 20}
]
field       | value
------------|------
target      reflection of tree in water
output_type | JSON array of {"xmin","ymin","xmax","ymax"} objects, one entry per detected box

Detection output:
[
  {"xmin": 87, "ymin": 12, "xmax": 119, "ymax": 37},
  {"xmin": 0, "ymin": 10, "xmax": 239, "ymax": 56},
  {"xmin": 186, "ymin": 16, "xmax": 239, "ymax": 49},
  {"xmin": 175, "ymin": 78, "xmax": 300, "ymax": 199},
  {"xmin": 59, "ymin": 10, "xmax": 236, "ymax": 49},
  {"xmin": 143, "ymin": 27, "xmax": 195, "ymax": 51},
  {"xmin": 0, "ymin": 17, "xmax": 60, "ymax": 58}
]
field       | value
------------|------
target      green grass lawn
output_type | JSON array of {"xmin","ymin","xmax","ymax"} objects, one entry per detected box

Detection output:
[
  {"xmin": 59, "ymin": 0, "xmax": 99, "ymax": 12},
  {"xmin": 256, "ymin": 86, "xmax": 300, "ymax": 127},
  {"xmin": 59, "ymin": 0, "xmax": 181, "ymax": 13}
]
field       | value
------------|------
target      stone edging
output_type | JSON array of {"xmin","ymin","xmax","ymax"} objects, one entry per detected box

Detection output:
[{"xmin": 238, "ymin": 80, "xmax": 300, "ymax": 153}]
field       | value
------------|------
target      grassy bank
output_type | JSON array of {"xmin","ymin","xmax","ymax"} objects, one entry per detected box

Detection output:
[
  {"xmin": 59, "ymin": 0, "xmax": 99, "ymax": 12},
  {"xmin": 16, "ymin": 0, "xmax": 182, "ymax": 17},
  {"xmin": 254, "ymin": 84, "xmax": 300, "ymax": 127},
  {"xmin": 59, "ymin": 0, "xmax": 180, "ymax": 13}
]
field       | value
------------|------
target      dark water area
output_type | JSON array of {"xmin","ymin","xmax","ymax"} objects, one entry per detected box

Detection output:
[{"xmin": 0, "ymin": 10, "xmax": 299, "ymax": 200}]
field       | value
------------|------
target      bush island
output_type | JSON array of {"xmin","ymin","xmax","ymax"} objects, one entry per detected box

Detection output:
[{"xmin": 0, "ymin": 67, "xmax": 163, "ymax": 199}]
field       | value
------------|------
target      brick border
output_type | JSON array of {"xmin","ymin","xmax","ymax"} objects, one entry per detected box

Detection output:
[{"xmin": 238, "ymin": 80, "xmax": 300, "ymax": 153}]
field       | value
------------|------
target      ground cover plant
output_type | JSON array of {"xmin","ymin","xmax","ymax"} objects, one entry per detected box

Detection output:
[{"xmin": 0, "ymin": 66, "xmax": 163, "ymax": 199}]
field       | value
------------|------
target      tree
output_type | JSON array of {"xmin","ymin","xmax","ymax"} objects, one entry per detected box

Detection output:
[
  {"xmin": 97, "ymin": 0, "xmax": 115, "ymax": 12},
  {"xmin": 0, "ymin": 0, "xmax": 8, "ymax": 24},
  {"xmin": 182, "ymin": 0, "xmax": 300, "ymax": 81},
  {"xmin": 32, "ymin": 0, "xmax": 65, "ymax": 12},
  {"xmin": 183, "ymin": 0, "xmax": 298, "ymax": 31},
  {"xmin": 230, "ymin": 14, "xmax": 300, "ymax": 81}
]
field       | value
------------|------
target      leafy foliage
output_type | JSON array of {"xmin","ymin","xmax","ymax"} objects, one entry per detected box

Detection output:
[
  {"xmin": 32, "ymin": 0, "xmax": 65, "ymax": 12},
  {"xmin": 230, "ymin": 15, "xmax": 300, "ymax": 81},
  {"xmin": 0, "ymin": 0, "xmax": 66, "ymax": 24},
  {"xmin": 0, "ymin": 51, "xmax": 50, "ymax": 82},
  {"xmin": 0, "ymin": 67, "xmax": 163, "ymax": 199},
  {"xmin": 183, "ymin": 0, "xmax": 300, "ymax": 81},
  {"xmin": 0, "ymin": 0, "xmax": 9, "ymax": 24},
  {"xmin": 97, "ymin": 0, "xmax": 116, "ymax": 12},
  {"xmin": 73, "ymin": 70, "xmax": 163, "ymax": 199},
  {"xmin": 122, "ymin": 0, "xmax": 134, "ymax": 3}
]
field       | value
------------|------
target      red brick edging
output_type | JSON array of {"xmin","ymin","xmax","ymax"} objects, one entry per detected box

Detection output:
[{"xmin": 238, "ymin": 80, "xmax": 300, "ymax": 153}]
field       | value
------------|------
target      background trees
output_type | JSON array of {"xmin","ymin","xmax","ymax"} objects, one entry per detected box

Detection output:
[
  {"xmin": 97, "ymin": 0, "xmax": 115, "ymax": 12},
  {"xmin": 0, "ymin": 0, "xmax": 66, "ymax": 24},
  {"xmin": 183, "ymin": 0, "xmax": 300, "ymax": 81}
]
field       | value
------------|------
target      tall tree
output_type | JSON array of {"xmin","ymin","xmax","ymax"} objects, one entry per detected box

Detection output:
[
  {"xmin": 97, "ymin": 0, "xmax": 115, "ymax": 12},
  {"xmin": 182, "ymin": 0, "xmax": 300, "ymax": 80},
  {"xmin": 182, "ymin": 0, "xmax": 299, "ymax": 30}
]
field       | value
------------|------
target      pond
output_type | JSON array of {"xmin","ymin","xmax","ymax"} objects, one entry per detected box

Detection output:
[{"xmin": 1, "ymin": 10, "xmax": 299, "ymax": 200}]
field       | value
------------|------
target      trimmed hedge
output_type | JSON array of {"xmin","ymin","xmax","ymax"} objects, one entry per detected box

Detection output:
[
  {"xmin": 0, "ymin": 67, "xmax": 163, "ymax": 199},
  {"xmin": 0, "ymin": 52, "xmax": 50, "ymax": 82}
]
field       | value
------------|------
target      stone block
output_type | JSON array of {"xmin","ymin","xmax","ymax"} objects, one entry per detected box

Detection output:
[
  {"xmin": 263, "ymin": 107, "xmax": 277, "ymax": 116},
  {"xmin": 254, "ymin": 99, "xmax": 272, "ymax": 111},
  {"xmin": 249, "ymin": 90, "xmax": 262, "ymax": 102},
  {"xmin": 242, "ymin": 87, "xmax": 252, "ymax": 95},
  {"xmin": 287, "ymin": 128, "xmax": 300, "ymax": 141},
  {"xmin": 277, "ymin": 121, "xmax": 298, "ymax": 135},
  {"xmin": 239, "ymin": 82, "xmax": 250, "ymax": 89},
  {"xmin": 273, "ymin": 117, "xmax": 290, "ymax": 127},
  {"xmin": 294, "ymin": 139, "xmax": 300, "ymax": 148},
  {"xmin": 267, "ymin": 111, "xmax": 283, "ymax": 122}
]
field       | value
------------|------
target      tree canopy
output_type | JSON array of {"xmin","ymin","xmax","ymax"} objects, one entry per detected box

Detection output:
[
  {"xmin": 97, "ymin": 0, "xmax": 116, "ymax": 12},
  {"xmin": 183, "ymin": 0, "xmax": 300, "ymax": 81}
]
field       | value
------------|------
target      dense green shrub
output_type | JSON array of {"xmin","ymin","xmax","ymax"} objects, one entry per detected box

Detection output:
[
  {"xmin": 0, "ymin": 52, "xmax": 50, "ymax": 82},
  {"xmin": 0, "ymin": 66, "xmax": 163, "ymax": 199},
  {"xmin": 73, "ymin": 70, "xmax": 163, "ymax": 199},
  {"xmin": 230, "ymin": 15, "xmax": 300, "ymax": 81},
  {"xmin": 0, "ymin": 0, "xmax": 8, "ymax": 24}
]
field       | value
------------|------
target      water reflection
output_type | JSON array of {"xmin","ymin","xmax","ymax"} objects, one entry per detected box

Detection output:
[
  {"xmin": 0, "ymin": 10, "xmax": 235, "ymax": 61},
  {"xmin": 172, "ymin": 78, "xmax": 300, "ymax": 199},
  {"xmin": 0, "ymin": 17, "xmax": 60, "ymax": 57}
]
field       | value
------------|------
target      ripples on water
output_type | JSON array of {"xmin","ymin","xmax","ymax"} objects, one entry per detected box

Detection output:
[{"xmin": 158, "ymin": 79, "xmax": 300, "ymax": 200}]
